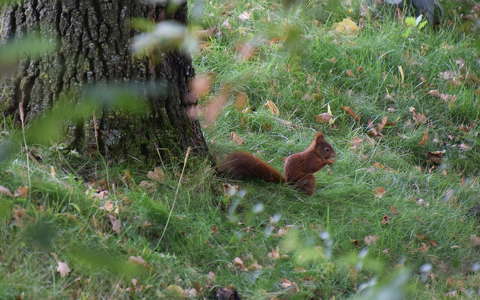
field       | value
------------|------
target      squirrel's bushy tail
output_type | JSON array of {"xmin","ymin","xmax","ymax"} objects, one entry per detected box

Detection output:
[{"xmin": 218, "ymin": 151, "xmax": 285, "ymax": 183}]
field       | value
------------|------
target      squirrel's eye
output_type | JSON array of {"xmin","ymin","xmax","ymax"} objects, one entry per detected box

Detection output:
[{"xmin": 324, "ymin": 147, "xmax": 330, "ymax": 152}]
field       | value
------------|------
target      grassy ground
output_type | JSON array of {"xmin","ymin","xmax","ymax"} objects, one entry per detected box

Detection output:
[{"xmin": 1, "ymin": 0, "xmax": 480, "ymax": 299}]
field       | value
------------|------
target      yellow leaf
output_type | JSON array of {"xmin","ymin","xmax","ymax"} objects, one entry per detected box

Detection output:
[
  {"xmin": 332, "ymin": 18, "xmax": 359, "ymax": 35},
  {"xmin": 264, "ymin": 100, "xmax": 280, "ymax": 115}
]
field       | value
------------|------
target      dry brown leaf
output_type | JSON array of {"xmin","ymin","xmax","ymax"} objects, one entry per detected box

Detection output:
[
  {"xmin": 99, "ymin": 200, "xmax": 115, "ymax": 212},
  {"xmin": 418, "ymin": 242, "xmax": 430, "ymax": 253},
  {"xmin": 147, "ymin": 167, "xmax": 165, "ymax": 183},
  {"xmin": 0, "ymin": 185, "xmax": 13, "ymax": 197},
  {"xmin": 264, "ymin": 100, "xmax": 280, "ymax": 115},
  {"xmin": 350, "ymin": 137, "xmax": 363, "ymax": 150},
  {"xmin": 419, "ymin": 129, "xmax": 429, "ymax": 145},
  {"xmin": 409, "ymin": 107, "xmax": 427, "ymax": 125},
  {"xmin": 341, "ymin": 106, "xmax": 360, "ymax": 121},
  {"xmin": 230, "ymin": 132, "xmax": 245, "ymax": 145},
  {"xmin": 377, "ymin": 116, "xmax": 388, "ymax": 132},
  {"xmin": 108, "ymin": 214, "xmax": 121, "ymax": 234},
  {"xmin": 427, "ymin": 150, "xmax": 445, "ymax": 165},
  {"xmin": 268, "ymin": 247, "xmax": 281, "ymax": 259},
  {"xmin": 389, "ymin": 206, "xmax": 399, "ymax": 215},
  {"xmin": 427, "ymin": 90, "xmax": 457, "ymax": 103},
  {"xmin": 381, "ymin": 215, "xmax": 390, "ymax": 225},
  {"xmin": 139, "ymin": 180, "xmax": 156, "ymax": 192},
  {"xmin": 364, "ymin": 235, "xmax": 379, "ymax": 245},
  {"xmin": 280, "ymin": 278, "xmax": 299, "ymax": 292},
  {"xmin": 315, "ymin": 113, "xmax": 333, "ymax": 124},
  {"xmin": 223, "ymin": 183, "xmax": 239, "ymax": 197},
  {"xmin": 56, "ymin": 261, "xmax": 71, "ymax": 278},
  {"xmin": 374, "ymin": 187, "xmax": 386, "ymax": 198},
  {"xmin": 233, "ymin": 257, "xmax": 247, "ymax": 271},
  {"xmin": 234, "ymin": 92, "xmax": 249, "ymax": 111},
  {"xmin": 129, "ymin": 256, "xmax": 148, "ymax": 267},
  {"xmin": 345, "ymin": 69, "xmax": 354, "ymax": 77},
  {"xmin": 238, "ymin": 11, "xmax": 251, "ymax": 21}
]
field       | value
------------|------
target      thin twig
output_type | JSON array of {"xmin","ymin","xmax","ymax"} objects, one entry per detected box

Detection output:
[
  {"xmin": 157, "ymin": 146, "xmax": 191, "ymax": 245},
  {"xmin": 19, "ymin": 101, "xmax": 32, "ymax": 194}
]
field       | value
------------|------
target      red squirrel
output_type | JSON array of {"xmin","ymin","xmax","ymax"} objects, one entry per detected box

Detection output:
[{"xmin": 218, "ymin": 132, "xmax": 335, "ymax": 195}]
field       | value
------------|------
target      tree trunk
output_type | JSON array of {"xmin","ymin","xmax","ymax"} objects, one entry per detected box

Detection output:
[{"xmin": 0, "ymin": 0, "xmax": 209, "ymax": 162}]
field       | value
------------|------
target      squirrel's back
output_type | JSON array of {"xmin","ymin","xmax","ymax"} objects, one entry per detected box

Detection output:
[{"xmin": 218, "ymin": 151, "xmax": 285, "ymax": 183}]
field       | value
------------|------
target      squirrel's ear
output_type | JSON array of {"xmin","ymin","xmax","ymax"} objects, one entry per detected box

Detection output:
[{"xmin": 315, "ymin": 132, "xmax": 325, "ymax": 142}]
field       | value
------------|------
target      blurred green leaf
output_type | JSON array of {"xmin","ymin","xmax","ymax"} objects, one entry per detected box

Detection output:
[{"xmin": 0, "ymin": 33, "xmax": 56, "ymax": 65}]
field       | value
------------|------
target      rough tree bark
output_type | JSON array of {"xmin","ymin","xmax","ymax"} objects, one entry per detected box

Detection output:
[{"xmin": 0, "ymin": 0, "xmax": 209, "ymax": 162}]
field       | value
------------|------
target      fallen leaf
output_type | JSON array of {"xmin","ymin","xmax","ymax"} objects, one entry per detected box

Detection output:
[
  {"xmin": 341, "ymin": 106, "xmax": 360, "ymax": 121},
  {"xmin": 332, "ymin": 18, "xmax": 359, "ymax": 35},
  {"xmin": 230, "ymin": 132, "xmax": 245, "ymax": 145},
  {"xmin": 381, "ymin": 215, "xmax": 390, "ymax": 225},
  {"xmin": 238, "ymin": 11, "xmax": 251, "ymax": 21},
  {"xmin": 264, "ymin": 100, "xmax": 280, "ymax": 115},
  {"xmin": 315, "ymin": 113, "xmax": 333, "ymax": 124},
  {"xmin": 427, "ymin": 90, "xmax": 457, "ymax": 103},
  {"xmin": 129, "ymin": 256, "xmax": 148, "ymax": 267},
  {"xmin": 438, "ymin": 71, "xmax": 458, "ymax": 81},
  {"xmin": 345, "ymin": 69, "xmax": 354, "ymax": 77},
  {"xmin": 268, "ymin": 247, "xmax": 281, "ymax": 259},
  {"xmin": 364, "ymin": 235, "xmax": 379, "ymax": 245},
  {"xmin": 185, "ymin": 288, "xmax": 198, "ymax": 298},
  {"xmin": 419, "ymin": 129, "xmax": 429, "ymax": 145},
  {"xmin": 108, "ymin": 214, "xmax": 121, "ymax": 234},
  {"xmin": 234, "ymin": 92, "xmax": 249, "ymax": 111},
  {"xmin": 0, "ymin": 185, "xmax": 13, "ymax": 197},
  {"xmin": 233, "ymin": 257, "xmax": 247, "ymax": 271},
  {"xmin": 99, "ymin": 200, "xmax": 115, "ymax": 212},
  {"xmin": 56, "ymin": 261, "xmax": 71, "ymax": 277},
  {"xmin": 147, "ymin": 167, "xmax": 165, "ymax": 183},
  {"xmin": 374, "ymin": 187, "xmax": 386, "ymax": 198},
  {"xmin": 418, "ymin": 242, "xmax": 430, "ymax": 252},
  {"xmin": 280, "ymin": 278, "xmax": 299, "ymax": 292},
  {"xmin": 409, "ymin": 107, "xmax": 427, "ymax": 125},
  {"xmin": 350, "ymin": 137, "xmax": 363, "ymax": 150},
  {"xmin": 223, "ymin": 183, "xmax": 239, "ymax": 197},
  {"xmin": 389, "ymin": 206, "xmax": 399, "ymax": 215},
  {"xmin": 139, "ymin": 180, "xmax": 156, "ymax": 192},
  {"xmin": 207, "ymin": 271, "xmax": 216, "ymax": 282},
  {"xmin": 427, "ymin": 150, "xmax": 445, "ymax": 165}
]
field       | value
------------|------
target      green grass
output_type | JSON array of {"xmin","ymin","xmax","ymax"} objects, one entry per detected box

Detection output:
[{"xmin": 1, "ymin": 0, "xmax": 480, "ymax": 299}]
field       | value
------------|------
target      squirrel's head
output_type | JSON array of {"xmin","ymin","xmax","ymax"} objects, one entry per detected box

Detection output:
[{"xmin": 313, "ymin": 132, "xmax": 336, "ymax": 164}]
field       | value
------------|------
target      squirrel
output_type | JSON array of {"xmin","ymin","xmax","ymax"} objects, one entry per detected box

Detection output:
[{"xmin": 218, "ymin": 132, "xmax": 336, "ymax": 195}]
